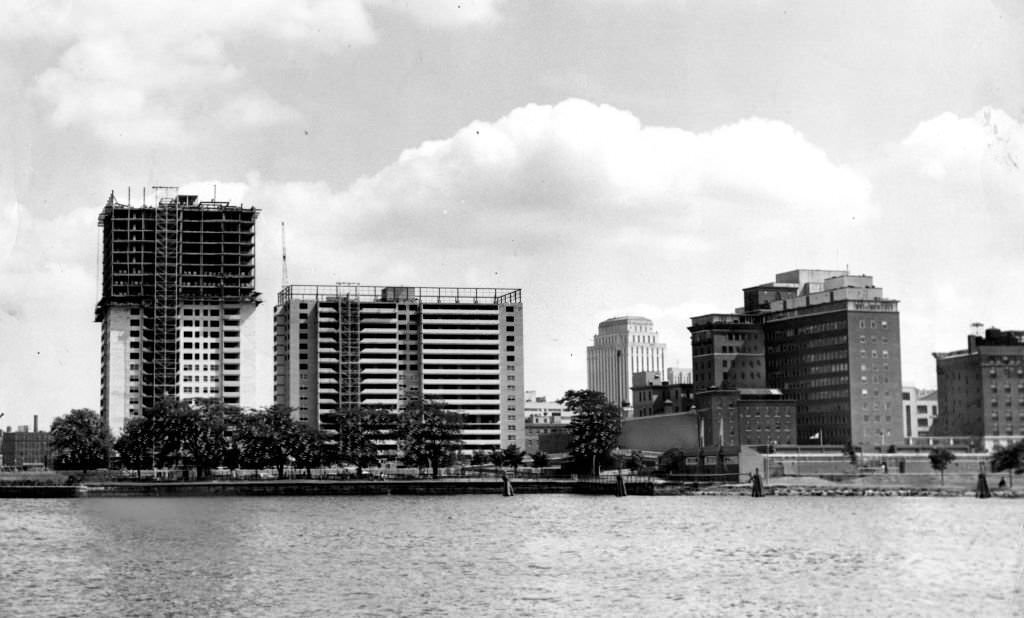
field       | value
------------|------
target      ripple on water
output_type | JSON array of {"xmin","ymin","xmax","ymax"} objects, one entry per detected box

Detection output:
[{"xmin": 0, "ymin": 495, "xmax": 1021, "ymax": 616}]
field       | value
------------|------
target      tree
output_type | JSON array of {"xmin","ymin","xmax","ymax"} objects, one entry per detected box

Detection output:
[
  {"xmin": 167, "ymin": 399, "xmax": 237, "ymax": 479},
  {"xmin": 50, "ymin": 408, "xmax": 112, "ymax": 475},
  {"xmin": 628, "ymin": 450, "xmax": 645, "ymax": 473},
  {"xmin": 488, "ymin": 449, "xmax": 505, "ymax": 469},
  {"xmin": 929, "ymin": 448, "xmax": 957, "ymax": 485},
  {"xmin": 503, "ymin": 444, "xmax": 525, "ymax": 473},
  {"xmin": 114, "ymin": 416, "xmax": 154, "ymax": 478},
  {"xmin": 289, "ymin": 423, "xmax": 328, "ymax": 477},
  {"xmin": 397, "ymin": 399, "xmax": 463, "ymax": 479},
  {"xmin": 470, "ymin": 450, "xmax": 488, "ymax": 466},
  {"xmin": 138, "ymin": 398, "xmax": 240, "ymax": 478},
  {"xmin": 561, "ymin": 389, "xmax": 622, "ymax": 475},
  {"xmin": 235, "ymin": 405, "xmax": 300, "ymax": 478},
  {"xmin": 990, "ymin": 440, "xmax": 1024, "ymax": 488},
  {"xmin": 841, "ymin": 442, "xmax": 858, "ymax": 465},
  {"xmin": 323, "ymin": 407, "xmax": 389, "ymax": 474},
  {"xmin": 531, "ymin": 451, "xmax": 550, "ymax": 468}
]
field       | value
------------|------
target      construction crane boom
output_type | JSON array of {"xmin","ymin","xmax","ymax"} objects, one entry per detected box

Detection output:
[{"xmin": 281, "ymin": 221, "xmax": 288, "ymax": 289}]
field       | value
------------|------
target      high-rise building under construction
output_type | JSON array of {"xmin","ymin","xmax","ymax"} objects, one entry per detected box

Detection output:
[
  {"xmin": 95, "ymin": 188, "xmax": 260, "ymax": 433},
  {"xmin": 274, "ymin": 284, "xmax": 525, "ymax": 451}
]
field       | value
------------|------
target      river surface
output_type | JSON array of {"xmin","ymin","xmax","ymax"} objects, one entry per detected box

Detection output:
[{"xmin": 1, "ymin": 495, "xmax": 1022, "ymax": 617}]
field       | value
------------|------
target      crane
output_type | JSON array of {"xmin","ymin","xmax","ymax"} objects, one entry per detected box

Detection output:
[{"xmin": 281, "ymin": 221, "xmax": 288, "ymax": 289}]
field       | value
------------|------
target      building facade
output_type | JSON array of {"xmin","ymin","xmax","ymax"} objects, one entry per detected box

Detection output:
[
  {"xmin": 695, "ymin": 389, "xmax": 797, "ymax": 448},
  {"xmin": 691, "ymin": 269, "xmax": 903, "ymax": 449},
  {"xmin": 96, "ymin": 188, "xmax": 260, "ymax": 433},
  {"xmin": 586, "ymin": 316, "xmax": 665, "ymax": 411},
  {"xmin": 689, "ymin": 314, "xmax": 766, "ymax": 392},
  {"xmin": 902, "ymin": 386, "xmax": 939, "ymax": 439},
  {"xmin": 932, "ymin": 327, "xmax": 1024, "ymax": 451},
  {"xmin": 274, "ymin": 284, "xmax": 524, "ymax": 451},
  {"xmin": 1, "ymin": 429, "xmax": 50, "ymax": 468},
  {"xmin": 631, "ymin": 373, "xmax": 696, "ymax": 417}
]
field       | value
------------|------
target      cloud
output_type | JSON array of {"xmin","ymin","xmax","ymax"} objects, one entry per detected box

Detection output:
[
  {"xmin": 219, "ymin": 91, "xmax": 303, "ymax": 129},
  {"xmin": 865, "ymin": 107, "xmax": 1024, "ymax": 388},
  {"xmin": 4, "ymin": 0, "xmax": 509, "ymax": 146},
  {"xmin": 221, "ymin": 99, "xmax": 874, "ymax": 400},
  {"xmin": 372, "ymin": 0, "xmax": 504, "ymax": 28},
  {"xmin": 0, "ymin": 202, "xmax": 101, "ymax": 422}
]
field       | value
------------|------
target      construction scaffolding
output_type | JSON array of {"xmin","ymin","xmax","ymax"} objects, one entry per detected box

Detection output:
[
  {"xmin": 151, "ymin": 187, "xmax": 181, "ymax": 402},
  {"xmin": 337, "ymin": 297, "xmax": 361, "ymax": 411},
  {"xmin": 96, "ymin": 186, "xmax": 261, "ymax": 416}
]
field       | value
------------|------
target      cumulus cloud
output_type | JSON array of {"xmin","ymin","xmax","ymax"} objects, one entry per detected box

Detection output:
[
  {"xmin": 865, "ymin": 107, "xmax": 1024, "ymax": 388},
  {"xmin": 5, "ymin": 0, "xmax": 503, "ymax": 146},
  {"xmin": 214, "ymin": 99, "xmax": 875, "ymax": 400}
]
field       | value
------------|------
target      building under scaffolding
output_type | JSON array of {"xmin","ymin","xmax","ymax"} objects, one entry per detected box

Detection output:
[
  {"xmin": 274, "ymin": 284, "xmax": 525, "ymax": 452},
  {"xmin": 96, "ymin": 187, "xmax": 260, "ymax": 433}
]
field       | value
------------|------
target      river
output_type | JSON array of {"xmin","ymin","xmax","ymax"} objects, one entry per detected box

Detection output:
[{"xmin": 1, "ymin": 495, "xmax": 1021, "ymax": 616}]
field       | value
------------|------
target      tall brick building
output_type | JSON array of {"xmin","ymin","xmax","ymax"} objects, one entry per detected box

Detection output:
[
  {"xmin": 932, "ymin": 327, "xmax": 1024, "ymax": 451},
  {"xmin": 691, "ymin": 269, "xmax": 903, "ymax": 449}
]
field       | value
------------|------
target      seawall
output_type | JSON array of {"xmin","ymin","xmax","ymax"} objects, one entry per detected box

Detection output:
[{"xmin": 78, "ymin": 478, "xmax": 656, "ymax": 497}]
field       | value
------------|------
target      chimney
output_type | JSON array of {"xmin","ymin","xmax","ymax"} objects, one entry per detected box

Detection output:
[{"xmin": 33, "ymin": 415, "xmax": 38, "ymax": 432}]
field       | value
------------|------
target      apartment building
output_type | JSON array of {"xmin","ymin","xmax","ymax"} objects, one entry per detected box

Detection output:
[
  {"xmin": 95, "ymin": 188, "xmax": 260, "ymax": 433},
  {"xmin": 274, "ymin": 284, "xmax": 524, "ymax": 451}
]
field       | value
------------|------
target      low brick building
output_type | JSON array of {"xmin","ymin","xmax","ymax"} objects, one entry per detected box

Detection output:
[{"xmin": 1, "ymin": 430, "xmax": 51, "ymax": 468}]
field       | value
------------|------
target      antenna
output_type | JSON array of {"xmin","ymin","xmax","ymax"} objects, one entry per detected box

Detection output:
[
  {"xmin": 281, "ymin": 221, "xmax": 288, "ymax": 289},
  {"xmin": 971, "ymin": 322, "xmax": 984, "ymax": 337}
]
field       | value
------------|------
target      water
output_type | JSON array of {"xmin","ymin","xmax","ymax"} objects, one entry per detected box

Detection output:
[{"xmin": 1, "ymin": 495, "xmax": 1022, "ymax": 616}]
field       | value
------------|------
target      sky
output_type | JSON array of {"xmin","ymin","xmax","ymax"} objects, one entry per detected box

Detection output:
[{"xmin": 2, "ymin": 0, "xmax": 1024, "ymax": 431}]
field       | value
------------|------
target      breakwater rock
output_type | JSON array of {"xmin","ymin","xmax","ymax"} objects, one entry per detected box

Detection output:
[{"xmin": 682, "ymin": 484, "xmax": 1023, "ymax": 498}]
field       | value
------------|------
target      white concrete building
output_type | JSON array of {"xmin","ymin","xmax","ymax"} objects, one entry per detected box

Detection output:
[
  {"xmin": 96, "ymin": 189, "xmax": 261, "ymax": 434},
  {"xmin": 902, "ymin": 386, "xmax": 939, "ymax": 439},
  {"xmin": 274, "ymin": 285, "xmax": 525, "ymax": 452},
  {"xmin": 586, "ymin": 316, "xmax": 665, "ymax": 411}
]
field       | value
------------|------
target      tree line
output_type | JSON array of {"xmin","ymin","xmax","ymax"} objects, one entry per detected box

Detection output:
[
  {"xmin": 47, "ymin": 397, "xmax": 565, "ymax": 479},
  {"xmin": 50, "ymin": 397, "xmax": 469, "ymax": 479},
  {"xmin": 52, "ymin": 390, "xmax": 1024, "ymax": 482}
]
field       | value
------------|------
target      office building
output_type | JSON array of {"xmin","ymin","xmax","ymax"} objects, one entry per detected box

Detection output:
[
  {"xmin": 902, "ymin": 386, "xmax": 939, "ymax": 439},
  {"xmin": 691, "ymin": 269, "xmax": 903, "ymax": 449},
  {"xmin": 587, "ymin": 316, "xmax": 665, "ymax": 411},
  {"xmin": 95, "ymin": 188, "xmax": 260, "ymax": 433},
  {"xmin": 274, "ymin": 284, "xmax": 524, "ymax": 451},
  {"xmin": 932, "ymin": 327, "xmax": 1024, "ymax": 451},
  {"xmin": 689, "ymin": 314, "xmax": 766, "ymax": 392}
]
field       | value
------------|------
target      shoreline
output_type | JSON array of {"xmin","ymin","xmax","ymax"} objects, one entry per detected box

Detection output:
[{"xmin": 1, "ymin": 478, "xmax": 1021, "ymax": 498}]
